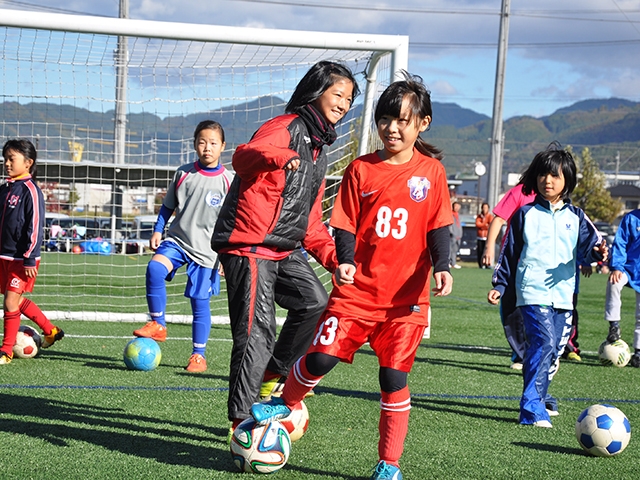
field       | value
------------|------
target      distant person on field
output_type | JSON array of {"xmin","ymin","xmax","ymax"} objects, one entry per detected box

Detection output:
[
  {"xmin": 475, "ymin": 202, "xmax": 493, "ymax": 268},
  {"xmin": 483, "ymin": 182, "xmax": 535, "ymax": 369},
  {"xmin": 249, "ymin": 73, "xmax": 453, "ymax": 480},
  {"xmin": 133, "ymin": 120, "xmax": 234, "ymax": 373},
  {"xmin": 0, "ymin": 139, "xmax": 64, "ymax": 365},
  {"xmin": 449, "ymin": 201, "xmax": 462, "ymax": 269},
  {"xmin": 603, "ymin": 208, "xmax": 640, "ymax": 367},
  {"xmin": 488, "ymin": 142, "xmax": 607, "ymax": 427},
  {"xmin": 211, "ymin": 61, "xmax": 358, "ymax": 436}
]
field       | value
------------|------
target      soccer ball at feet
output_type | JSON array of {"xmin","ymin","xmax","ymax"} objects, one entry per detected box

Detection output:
[
  {"xmin": 279, "ymin": 400, "xmax": 309, "ymax": 442},
  {"xmin": 13, "ymin": 325, "xmax": 42, "ymax": 359},
  {"xmin": 598, "ymin": 339, "xmax": 631, "ymax": 367},
  {"xmin": 230, "ymin": 418, "xmax": 291, "ymax": 473},
  {"xmin": 576, "ymin": 404, "xmax": 631, "ymax": 457},
  {"xmin": 123, "ymin": 337, "xmax": 161, "ymax": 371}
]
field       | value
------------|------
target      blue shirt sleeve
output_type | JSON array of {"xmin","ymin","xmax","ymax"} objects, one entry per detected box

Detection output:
[{"xmin": 154, "ymin": 204, "xmax": 174, "ymax": 233}]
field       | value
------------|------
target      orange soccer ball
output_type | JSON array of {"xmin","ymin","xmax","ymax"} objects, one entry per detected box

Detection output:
[{"xmin": 72, "ymin": 245, "xmax": 82, "ymax": 254}]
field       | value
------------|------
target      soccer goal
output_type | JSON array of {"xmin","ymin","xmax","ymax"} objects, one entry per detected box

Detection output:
[{"xmin": 0, "ymin": 8, "xmax": 408, "ymax": 323}]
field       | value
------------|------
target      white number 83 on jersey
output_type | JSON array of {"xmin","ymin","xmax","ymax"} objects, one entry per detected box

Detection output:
[{"xmin": 375, "ymin": 206, "xmax": 408, "ymax": 239}]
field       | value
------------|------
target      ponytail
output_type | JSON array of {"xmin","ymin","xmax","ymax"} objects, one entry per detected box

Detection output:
[{"xmin": 415, "ymin": 137, "xmax": 443, "ymax": 161}]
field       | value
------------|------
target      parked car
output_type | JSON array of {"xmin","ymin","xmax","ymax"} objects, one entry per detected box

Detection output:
[
  {"xmin": 457, "ymin": 225, "xmax": 478, "ymax": 262},
  {"xmin": 130, "ymin": 215, "xmax": 157, "ymax": 241},
  {"xmin": 120, "ymin": 215, "xmax": 160, "ymax": 254},
  {"xmin": 594, "ymin": 221, "xmax": 617, "ymax": 248}
]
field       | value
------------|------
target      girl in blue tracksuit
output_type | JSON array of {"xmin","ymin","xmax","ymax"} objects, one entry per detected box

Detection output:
[{"xmin": 488, "ymin": 142, "xmax": 608, "ymax": 427}]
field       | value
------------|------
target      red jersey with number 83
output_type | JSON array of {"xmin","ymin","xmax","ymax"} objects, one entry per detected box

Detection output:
[{"xmin": 327, "ymin": 149, "xmax": 452, "ymax": 324}]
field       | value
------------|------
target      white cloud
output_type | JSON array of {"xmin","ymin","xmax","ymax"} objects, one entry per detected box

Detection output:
[
  {"xmin": 133, "ymin": 0, "xmax": 176, "ymax": 18},
  {"xmin": 3, "ymin": 0, "xmax": 638, "ymax": 117}
]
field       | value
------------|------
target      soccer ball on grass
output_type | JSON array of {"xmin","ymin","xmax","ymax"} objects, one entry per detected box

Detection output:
[
  {"xmin": 13, "ymin": 325, "xmax": 42, "ymax": 359},
  {"xmin": 598, "ymin": 339, "xmax": 631, "ymax": 367},
  {"xmin": 230, "ymin": 418, "xmax": 291, "ymax": 474},
  {"xmin": 123, "ymin": 337, "xmax": 161, "ymax": 371},
  {"xmin": 575, "ymin": 404, "xmax": 631, "ymax": 457}
]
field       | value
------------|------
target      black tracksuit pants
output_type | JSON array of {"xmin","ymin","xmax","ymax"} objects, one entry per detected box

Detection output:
[{"xmin": 220, "ymin": 249, "xmax": 328, "ymax": 421}]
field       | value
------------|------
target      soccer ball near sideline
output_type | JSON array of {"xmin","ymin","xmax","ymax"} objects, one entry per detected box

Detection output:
[
  {"xmin": 13, "ymin": 325, "xmax": 42, "ymax": 359},
  {"xmin": 230, "ymin": 418, "xmax": 291, "ymax": 474},
  {"xmin": 279, "ymin": 400, "xmax": 310, "ymax": 442},
  {"xmin": 123, "ymin": 337, "xmax": 161, "ymax": 371},
  {"xmin": 576, "ymin": 404, "xmax": 631, "ymax": 457},
  {"xmin": 598, "ymin": 339, "xmax": 631, "ymax": 367}
]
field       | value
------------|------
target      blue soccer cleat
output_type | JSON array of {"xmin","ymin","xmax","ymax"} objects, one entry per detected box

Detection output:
[
  {"xmin": 250, "ymin": 397, "xmax": 291, "ymax": 425},
  {"xmin": 371, "ymin": 460, "xmax": 403, "ymax": 480}
]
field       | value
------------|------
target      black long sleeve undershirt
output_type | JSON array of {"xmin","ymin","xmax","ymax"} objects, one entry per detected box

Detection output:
[
  {"xmin": 334, "ymin": 227, "xmax": 356, "ymax": 266},
  {"xmin": 428, "ymin": 226, "xmax": 451, "ymax": 273}
]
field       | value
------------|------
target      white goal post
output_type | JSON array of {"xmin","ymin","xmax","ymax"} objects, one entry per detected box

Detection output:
[{"xmin": 0, "ymin": 8, "xmax": 408, "ymax": 323}]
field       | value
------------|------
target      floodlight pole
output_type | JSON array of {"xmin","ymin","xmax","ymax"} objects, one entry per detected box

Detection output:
[
  {"xmin": 114, "ymin": 0, "xmax": 128, "ymax": 166},
  {"xmin": 487, "ymin": 0, "xmax": 511, "ymax": 209},
  {"xmin": 111, "ymin": 0, "xmax": 128, "ymax": 242}
]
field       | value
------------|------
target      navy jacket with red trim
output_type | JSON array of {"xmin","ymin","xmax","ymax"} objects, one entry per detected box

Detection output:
[{"xmin": 0, "ymin": 176, "xmax": 45, "ymax": 267}]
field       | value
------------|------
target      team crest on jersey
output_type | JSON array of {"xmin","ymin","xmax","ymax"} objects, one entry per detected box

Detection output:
[
  {"xmin": 205, "ymin": 191, "xmax": 223, "ymax": 207},
  {"xmin": 8, "ymin": 194, "xmax": 19, "ymax": 207},
  {"xmin": 407, "ymin": 176, "xmax": 430, "ymax": 202}
]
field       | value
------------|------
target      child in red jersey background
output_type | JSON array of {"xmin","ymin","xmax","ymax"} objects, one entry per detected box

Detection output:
[
  {"xmin": 250, "ymin": 72, "xmax": 453, "ymax": 480},
  {"xmin": 1, "ymin": 139, "xmax": 64, "ymax": 364}
]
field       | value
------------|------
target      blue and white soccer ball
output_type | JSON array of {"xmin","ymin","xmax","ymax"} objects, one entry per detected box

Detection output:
[
  {"xmin": 576, "ymin": 404, "xmax": 631, "ymax": 457},
  {"xmin": 123, "ymin": 337, "xmax": 161, "ymax": 371},
  {"xmin": 598, "ymin": 339, "xmax": 631, "ymax": 367},
  {"xmin": 230, "ymin": 418, "xmax": 291, "ymax": 474}
]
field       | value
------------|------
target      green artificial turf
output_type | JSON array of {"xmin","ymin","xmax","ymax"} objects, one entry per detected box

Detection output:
[{"xmin": 1, "ymin": 263, "xmax": 638, "ymax": 479}]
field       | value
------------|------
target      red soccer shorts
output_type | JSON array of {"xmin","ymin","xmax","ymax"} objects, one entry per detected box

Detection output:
[
  {"xmin": 0, "ymin": 258, "xmax": 39, "ymax": 294},
  {"xmin": 307, "ymin": 310, "xmax": 425, "ymax": 372}
]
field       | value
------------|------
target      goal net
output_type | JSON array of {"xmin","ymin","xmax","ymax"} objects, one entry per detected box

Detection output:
[{"xmin": 0, "ymin": 9, "xmax": 407, "ymax": 323}]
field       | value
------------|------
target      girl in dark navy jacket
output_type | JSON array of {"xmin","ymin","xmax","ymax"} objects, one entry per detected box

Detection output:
[{"xmin": 0, "ymin": 139, "xmax": 64, "ymax": 364}]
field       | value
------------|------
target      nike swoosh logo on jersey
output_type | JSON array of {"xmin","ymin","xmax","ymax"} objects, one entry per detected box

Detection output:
[{"xmin": 361, "ymin": 190, "xmax": 378, "ymax": 197}]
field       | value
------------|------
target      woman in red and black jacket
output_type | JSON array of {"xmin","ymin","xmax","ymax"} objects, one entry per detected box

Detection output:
[{"xmin": 212, "ymin": 61, "xmax": 360, "ymax": 431}]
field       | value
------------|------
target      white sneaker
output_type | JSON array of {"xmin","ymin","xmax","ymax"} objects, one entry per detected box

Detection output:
[
  {"xmin": 533, "ymin": 420, "xmax": 553, "ymax": 428},
  {"xmin": 510, "ymin": 362, "xmax": 523, "ymax": 370},
  {"xmin": 546, "ymin": 409, "xmax": 559, "ymax": 417},
  {"xmin": 452, "ymin": 264, "xmax": 462, "ymax": 269}
]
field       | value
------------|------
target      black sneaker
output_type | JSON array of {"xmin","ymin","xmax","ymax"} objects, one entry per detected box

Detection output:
[
  {"xmin": 630, "ymin": 354, "xmax": 640, "ymax": 368},
  {"xmin": 607, "ymin": 324, "xmax": 621, "ymax": 343}
]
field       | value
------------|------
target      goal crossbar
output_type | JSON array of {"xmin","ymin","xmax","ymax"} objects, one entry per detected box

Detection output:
[{"xmin": 0, "ymin": 8, "xmax": 408, "ymax": 73}]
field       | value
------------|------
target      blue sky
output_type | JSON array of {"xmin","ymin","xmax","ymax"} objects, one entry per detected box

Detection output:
[{"xmin": 2, "ymin": 0, "xmax": 639, "ymax": 119}]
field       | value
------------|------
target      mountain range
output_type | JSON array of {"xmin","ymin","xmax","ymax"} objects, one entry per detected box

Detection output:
[
  {"xmin": 1, "ymin": 97, "xmax": 638, "ymax": 175},
  {"xmin": 428, "ymin": 97, "xmax": 640, "ymax": 176}
]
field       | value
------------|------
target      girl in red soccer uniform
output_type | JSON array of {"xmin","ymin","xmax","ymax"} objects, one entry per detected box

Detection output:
[
  {"xmin": 251, "ymin": 73, "xmax": 454, "ymax": 480},
  {"xmin": 0, "ymin": 139, "xmax": 64, "ymax": 364}
]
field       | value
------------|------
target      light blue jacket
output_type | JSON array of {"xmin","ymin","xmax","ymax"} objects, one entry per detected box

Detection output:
[
  {"xmin": 492, "ymin": 196, "xmax": 603, "ymax": 310},
  {"xmin": 610, "ymin": 209, "xmax": 640, "ymax": 292}
]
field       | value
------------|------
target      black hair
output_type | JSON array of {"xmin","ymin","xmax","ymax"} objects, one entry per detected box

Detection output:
[
  {"xmin": 285, "ymin": 61, "xmax": 360, "ymax": 116},
  {"xmin": 2, "ymin": 138, "xmax": 37, "ymax": 178},
  {"xmin": 520, "ymin": 141, "xmax": 577, "ymax": 198},
  {"xmin": 374, "ymin": 71, "xmax": 443, "ymax": 161},
  {"xmin": 193, "ymin": 120, "xmax": 225, "ymax": 146}
]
